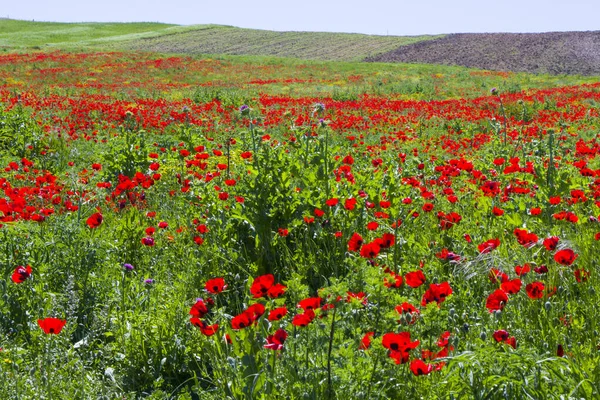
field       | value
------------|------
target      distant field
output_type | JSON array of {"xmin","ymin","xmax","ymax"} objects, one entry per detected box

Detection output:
[
  {"xmin": 367, "ymin": 31, "xmax": 600, "ymax": 75},
  {"xmin": 2, "ymin": 20, "xmax": 600, "ymax": 76},
  {"xmin": 120, "ymin": 25, "xmax": 441, "ymax": 61},
  {"xmin": 0, "ymin": 20, "xmax": 441, "ymax": 62},
  {"xmin": 0, "ymin": 19, "xmax": 178, "ymax": 48}
]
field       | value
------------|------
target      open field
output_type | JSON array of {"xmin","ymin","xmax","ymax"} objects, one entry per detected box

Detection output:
[
  {"xmin": 0, "ymin": 19, "xmax": 178, "ymax": 49},
  {"xmin": 1, "ymin": 22, "xmax": 600, "ymax": 400}
]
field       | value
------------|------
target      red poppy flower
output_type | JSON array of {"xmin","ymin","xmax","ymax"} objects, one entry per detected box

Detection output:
[
  {"xmin": 264, "ymin": 328, "xmax": 288, "ymax": 350},
  {"xmin": 366, "ymin": 221, "xmax": 379, "ymax": 231},
  {"xmin": 410, "ymin": 359, "xmax": 433, "ymax": 376},
  {"xmin": 384, "ymin": 273, "xmax": 403, "ymax": 288},
  {"xmin": 574, "ymin": 268, "xmax": 590, "ymax": 282},
  {"xmin": 421, "ymin": 282, "xmax": 453, "ymax": 306},
  {"xmin": 38, "ymin": 318, "xmax": 66, "ymax": 334},
  {"xmin": 530, "ymin": 207, "xmax": 542, "ymax": 215},
  {"xmin": 405, "ymin": 270, "xmax": 426, "ymax": 288},
  {"xmin": 525, "ymin": 281, "xmax": 545, "ymax": 299},
  {"xmin": 268, "ymin": 307, "xmax": 288, "ymax": 321},
  {"xmin": 347, "ymin": 233, "xmax": 364, "ymax": 252},
  {"xmin": 478, "ymin": 238, "xmax": 500, "ymax": 253},
  {"xmin": 141, "ymin": 236, "xmax": 155, "ymax": 246},
  {"xmin": 543, "ymin": 236, "xmax": 559, "ymax": 251},
  {"xmin": 534, "ymin": 265, "xmax": 549, "ymax": 274},
  {"xmin": 245, "ymin": 303, "xmax": 265, "ymax": 321},
  {"xmin": 292, "ymin": 309, "xmax": 315, "ymax": 327},
  {"xmin": 346, "ymin": 291, "xmax": 368, "ymax": 305},
  {"xmin": 549, "ymin": 196, "xmax": 561, "ymax": 205},
  {"xmin": 501, "ymin": 279, "xmax": 522, "ymax": 295},
  {"xmin": 344, "ymin": 198, "xmax": 357, "ymax": 210},
  {"xmin": 395, "ymin": 302, "xmax": 420, "ymax": 324},
  {"xmin": 11, "ymin": 265, "xmax": 32, "ymax": 284},
  {"xmin": 554, "ymin": 249, "xmax": 577, "ymax": 266},
  {"xmin": 382, "ymin": 332, "xmax": 419, "ymax": 364},
  {"xmin": 267, "ymin": 283, "xmax": 287, "ymax": 298},
  {"xmin": 205, "ymin": 277, "xmax": 227, "ymax": 294},
  {"xmin": 437, "ymin": 331, "xmax": 452, "ymax": 348},
  {"xmin": 86, "ymin": 212, "xmax": 103, "ymax": 229},
  {"xmin": 190, "ymin": 318, "xmax": 219, "ymax": 336},
  {"xmin": 492, "ymin": 207, "xmax": 504, "ymax": 216},
  {"xmin": 379, "ymin": 233, "xmax": 395, "ymax": 249},
  {"xmin": 514, "ymin": 264, "xmax": 530, "ymax": 276},
  {"xmin": 190, "ymin": 299, "xmax": 209, "ymax": 318},
  {"xmin": 359, "ymin": 332, "xmax": 375, "ymax": 350},
  {"xmin": 298, "ymin": 297, "xmax": 322, "ymax": 311},
  {"xmin": 486, "ymin": 289, "xmax": 508, "ymax": 312},
  {"xmin": 422, "ymin": 203, "xmax": 434, "ymax": 212},
  {"xmin": 250, "ymin": 274, "xmax": 275, "ymax": 298},
  {"xmin": 325, "ymin": 198, "xmax": 339, "ymax": 207},
  {"xmin": 231, "ymin": 312, "xmax": 252, "ymax": 330},
  {"xmin": 505, "ymin": 336, "xmax": 517, "ymax": 349},
  {"xmin": 513, "ymin": 228, "xmax": 538, "ymax": 248},
  {"xmin": 360, "ymin": 241, "xmax": 381, "ymax": 259},
  {"xmin": 493, "ymin": 330, "xmax": 509, "ymax": 342}
]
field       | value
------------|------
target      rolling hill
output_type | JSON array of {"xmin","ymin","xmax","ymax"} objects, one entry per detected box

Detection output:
[
  {"xmin": 366, "ymin": 31, "xmax": 600, "ymax": 75},
  {"xmin": 1, "ymin": 19, "xmax": 599, "ymax": 75}
]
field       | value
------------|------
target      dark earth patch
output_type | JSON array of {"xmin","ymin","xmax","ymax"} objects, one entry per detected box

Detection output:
[{"xmin": 367, "ymin": 31, "xmax": 600, "ymax": 75}]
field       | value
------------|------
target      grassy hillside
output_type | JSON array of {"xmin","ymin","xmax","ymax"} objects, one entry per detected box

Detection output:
[
  {"xmin": 0, "ymin": 19, "xmax": 441, "ymax": 61},
  {"xmin": 0, "ymin": 19, "xmax": 178, "ymax": 48},
  {"xmin": 119, "ymin": 25, "xmax": 441, "ymax": 61}
]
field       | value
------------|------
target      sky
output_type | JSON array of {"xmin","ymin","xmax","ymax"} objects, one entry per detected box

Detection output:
[{"xmin": 3, "ymin": 0, "xmax": 599, "ymax": 36}]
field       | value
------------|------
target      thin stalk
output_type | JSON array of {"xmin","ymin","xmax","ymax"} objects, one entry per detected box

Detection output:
[
  {"xmin": 226, "ymin": 137, "xmax": 231, "ymax": 177},
  {"xmin": 304, "ymin": 130, "xmax": 310, "ymax": 168},
  {"xmin": 547, "ymin": 129, "xmax": 555, "ymax": 195},
  {"xmin": 326, "ymin": 306, "xmax": 337, "ymax": 399},
  {"xmin": 497, "ymin": 95, "xmax": 508, "ymax": 146},
  {"xmin": 249, "ymin": 121, "xmax": 260, "ymax": 174}
]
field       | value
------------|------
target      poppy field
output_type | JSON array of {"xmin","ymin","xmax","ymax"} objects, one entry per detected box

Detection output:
[{"xmin": 1, "ymin": 50, "xmax": 600, "ymax": 399}]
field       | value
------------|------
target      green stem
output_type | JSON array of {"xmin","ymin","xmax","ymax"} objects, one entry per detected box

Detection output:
[
  {"xmin": 326, "ymin": 306, "xmax": 337, "ymax": 399},
  {"xmin": 226, "ymin": 137, "xmax": 231, "ymax": 177},
  {"xmin": 497, "ymin": 96, "xmax": 508, "ymax": 147}
]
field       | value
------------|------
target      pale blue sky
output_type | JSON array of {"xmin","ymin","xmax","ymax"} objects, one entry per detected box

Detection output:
[{"xmin": 4, "ymin": 0, "xmax": 599, "ymax": 36}]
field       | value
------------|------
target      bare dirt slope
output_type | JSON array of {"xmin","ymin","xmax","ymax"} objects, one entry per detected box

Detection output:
[{"xmin": 367, "ymin": 31, "xmax": 600, "ymax": 75}]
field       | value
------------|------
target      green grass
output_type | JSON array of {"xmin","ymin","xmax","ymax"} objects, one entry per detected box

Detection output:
[
  {"xmin": 0, "ymin": 19, "xmax": 178, "ymax": 48},
  {"xmin": 0, "ymin": 19, "xmax": 441, "ymax": 62},
  {"xmin": 118, "ymin": 25, "xmax": 442, "ymax": 61}
]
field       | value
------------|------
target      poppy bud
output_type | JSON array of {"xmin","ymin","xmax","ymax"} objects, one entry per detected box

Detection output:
[
  {"xmin": 544, "ymin": 302, "xmax": 552, "ymax": 311},
  {"xmin": 480, "ymin": 331, "xmax": 487, "ymax": 341}
]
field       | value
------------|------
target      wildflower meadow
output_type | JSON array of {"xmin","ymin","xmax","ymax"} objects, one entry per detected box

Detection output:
[{"xmin": 1, "ymin": 50, "xmax": 600, "ymax": 399}]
